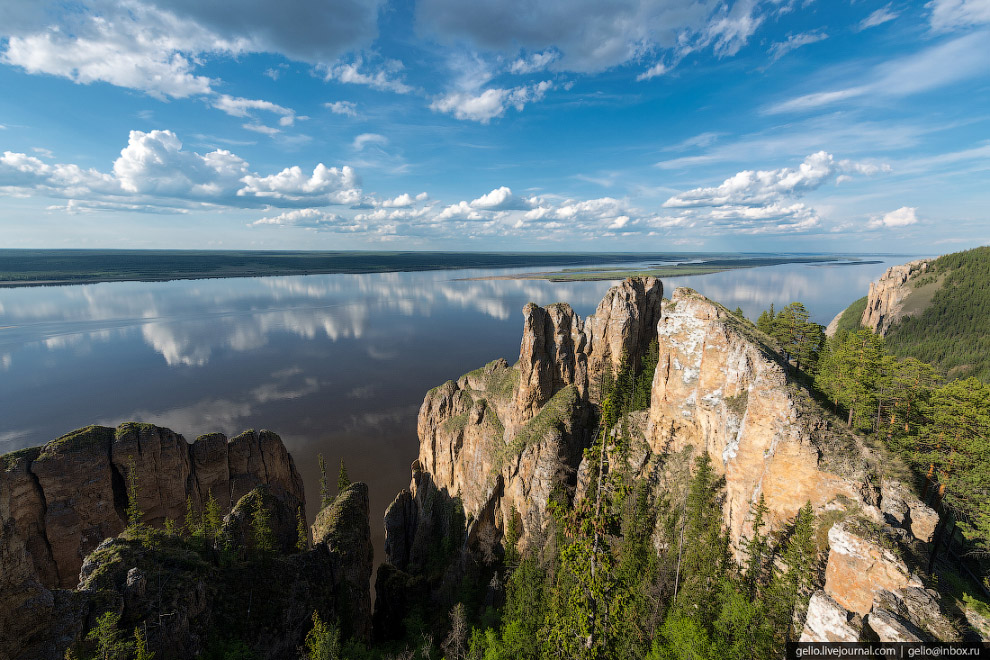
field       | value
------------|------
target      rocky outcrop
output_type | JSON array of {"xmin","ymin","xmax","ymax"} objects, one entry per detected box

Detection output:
[
  {"xmin": 515, "ymin": 277, "xmax": 662, "ymax": 421},
  {"xmin": 823, "ymin": 521, "xmax": 920, "ymax": 616},
  {"xmin": 646, "ymin": 288, "xmax": 871, "ymax": 548},
  {"xmin": 861, "ymin": 259, "xmax": 932, "ymax": 334},
  {"xmin": 0, "ymin": 423, "xmax": 305, "ymax": 660},
  {"xmin": 800, "ymin": 591, "xmax": 862, "ymax": 642},
  {"xmin": 406, "ymin": 278, "xmax": 661, "ymax": 555}
]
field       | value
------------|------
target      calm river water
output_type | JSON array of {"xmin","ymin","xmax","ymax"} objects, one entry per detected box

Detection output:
[{"xmin": 0, "ymin": 256, "xmax": 914, "ymax": 557}]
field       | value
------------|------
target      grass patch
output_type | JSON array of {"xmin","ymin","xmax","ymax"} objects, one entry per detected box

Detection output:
[{"xmin": 492, "ymin": 385, "xmax": 580, "ymax": 478}]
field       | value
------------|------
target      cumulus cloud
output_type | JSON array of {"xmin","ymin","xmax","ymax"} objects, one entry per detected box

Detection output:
[
  {"xmin": 660, "ymin": 151, "xmax": 889, "ymax": 234},
  {"xmin": 251, "ymin": 208, "xmax": 360, "ymax": 231},
  {"xmin": 1, "ymin": 129, "xmax": 362, "ymax": 211},
  {"xmin": 470, "ymin": 186, "xmax": 534, "ymax": 210},
  {"xmin": 928, "ymin": 0, "xmax": 990, "ymax": 31},
  {"xmin": 868, "ymin": 206, "xmax": 919, "ymax": 228},
  {"xmin": 431, "ymin": 81, "xmax": 553, "ymax": 123},
  {"xmin": 381, "ymin": 192, "xmax": 428, "ymax": 208}
]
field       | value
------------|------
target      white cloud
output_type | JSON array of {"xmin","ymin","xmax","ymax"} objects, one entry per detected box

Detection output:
[
  {"xmin": 470, "ymin": 186, "xmax": 534, "ymax": 211},
  {"xmin": 636, "ymin": 62, "xmax": 669, "ymax": 81},
  {"xmin": 213, "ymin": 95, "xmax": 295, "ymax": 124},
  {"xmin": 767, "ymin": 31, "xmax": 990, "ymax": 113},
  {"xmin": 431, "ymin": 81, "xmax": 553, "ymax": 123},
  {"xmin": 704, "ymin": 0, "xmax": 764, "ymax": 57},
  {"xmin": 868, "ymin": 206, "xmax": 919, "ymax": 228},
  {"xmin": 1, "ymin": 129, "xmax": 363, "ymax": 211},
  {"xmin": 928, "ymin": 0, "xmax": 990, "ymax": 31},
  {"xmin": 768, "ymin": 31, "xmax": 827, "ymax": 62},
  {"xmin": 324, "ymin": 58, "xmax": 413, "ymax": 94},
  {"xmin": 242, "ymin": 123, "xmax": 281, "ymax": 136},
  {"xmin": 381, "ymin": 192, "xmax": 428, "ymax": 208},
  {"xmin": 858, "ymin": 5, "xmax": 899, "ymax": 30},
  {"xmin": 509, "ymin": 50, "xmax": 559, "ymax": 74},
  {"xmin": 352, "ymin": 133, "xmax": 388, "ymax": 150},
  {"xmin": 251, "ymin": 208, "xmax": 360, "ymax": 231},
  {"xmin": 240, "ymin": 163, "xmax": 360, "ymax": 204},
  {"xmin": 659, "ymin": 152, "xmax": 889, "ymax": 235},
  {"xmin": 663, "ymin": 151, "xmax": 886, "ymax": 208},
  {"xmin": 325, "ymin": 101, "xmax": 359, "ymax": 117}
]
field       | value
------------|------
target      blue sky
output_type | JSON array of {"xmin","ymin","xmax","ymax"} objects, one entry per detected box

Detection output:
[{"xmin": 0, "ymin": 0, "xmax": 988, "ymax": 252}]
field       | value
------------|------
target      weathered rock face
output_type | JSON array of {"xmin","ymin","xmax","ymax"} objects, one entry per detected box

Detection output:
[
  {"xmin": 515, "ymin": 277, "xmax": 662, "ymax": 421},
  {"xmin": 409, "ymin": 277, "xmax": 661, "ymax": 556},
  {"xmin": 823, "ymin": 522, "xmax": 920, "ymax": 616},
  {"xmin": 861, "ymin": 259, "xmax": 932, "ymax": 334},
  {"xmin": 646, "ymin": 288, "xmax": 870, "ymax": 547},
  {"xmin": 0, "ymin": 423, "xmax": 305, "ymax": 660},
  {"xmin": 800, "ymin": 591, "xmax": 863, "ymax": 642}
]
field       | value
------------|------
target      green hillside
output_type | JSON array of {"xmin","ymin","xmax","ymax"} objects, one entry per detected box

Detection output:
[{"xmin": 886, "ymin": 246, "xmax": 990, "ymax": 381}]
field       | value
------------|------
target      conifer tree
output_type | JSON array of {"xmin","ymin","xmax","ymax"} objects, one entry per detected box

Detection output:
[
  {"xmin": 125, "ymin": 456, "xmax": 142, "ymax": 530},
  {"xmin": 251, "ymin": 491, "xmax": 276, "ymax": 557},
  {"xmin": 202, "ymin": 491, "xmax": 222, "ymax": 543},
  {"xmin": 133, "ymin": 627, "xmax": 155, "ymax": 660},
  {"xmin": 767, "ymin": 502, "xmax": 817, "ymax": 648},
  {"xmin": 337, "ymin": 459, "xmax": 350, "ymax": 495},
  {"xmin": 305, "ymin": 611, "xmax": 341, "ymax": 660},
  {"xmin": 183, "ymin": 495, "xmax": 202, "ymax": 539},
  {"xmin": 296, "ymin": 506, "xmax": 309, "ymax": 552},
  {"xmin": 318, "ymin": 453, "xmax": 331, "ymax": 509},
  {"xmin": 86, "ymin": 611, "xmax": 128, "ymax": 660}
]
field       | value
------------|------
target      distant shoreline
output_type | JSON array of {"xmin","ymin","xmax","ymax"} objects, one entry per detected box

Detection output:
[{"xmin": 0, "ymin": 250, "xmax": 895, "ymax": 288}]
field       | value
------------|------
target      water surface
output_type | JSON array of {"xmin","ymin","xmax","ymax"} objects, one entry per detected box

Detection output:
[{"xmin": 0, "ymin": 256, "xmax": 912, "ymax": 558}]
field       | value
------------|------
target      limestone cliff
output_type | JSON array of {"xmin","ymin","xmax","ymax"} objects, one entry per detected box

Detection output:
[
  {"xmin": 382, "ymin": 278, "xmax": 955, "ymax": 645},
  {"xmin": 646, "ymin": 288, "xmax": 873, "ymax": 548},
  {"xmin": 0, "ymin": 423, "xmax": 305, "ymax": 660},
  {"xmin": 861, "ymin": 259, "xmax": 932, "ymax": 334}
]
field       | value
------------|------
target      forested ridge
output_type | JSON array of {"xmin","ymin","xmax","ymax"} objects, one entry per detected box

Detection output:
[{"xmin": 884, "ymin": 246, "xmax": 990, "ymax": 381}]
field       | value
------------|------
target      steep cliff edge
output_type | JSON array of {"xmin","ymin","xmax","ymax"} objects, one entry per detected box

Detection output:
[
  {"xmin": 382, "ymin": 278, "xmax": 955, "ymax": 645},
  {"xmin": 0, "ymin": 423, "xmax": 306, "ymax": 660},
  {"xmin": 860, "ymin": 259, "xmax": 933, "ymax": 334},
  {"xmin": 647, "ymin": 288, "xmax": 873, "ymax": 547}
]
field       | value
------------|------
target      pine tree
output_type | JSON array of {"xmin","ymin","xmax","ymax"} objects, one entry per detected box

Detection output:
[
  {"xmin": 767, "ymin": 502, "xmax": 817, "ymax": 649},
  {"xmin": 318, "ymin": 453, "xmax": 331, "ymax": 509},
  {"xmin": 125, "ymin": 456, "xmax": 142, "ymax": 530},
  {"xmin": 86, "ymin": 611, "xmax": 129, "ymax": 660},
  {"xmin": 202, "ymin": 491, "xmax": 222, "ymax": 544},
  {"xmin": 296, "ymin": 506, "xmax": 309, "ymax": 552},
  {"xmin": 337, "ymin": 459, "xmax": 350, "ymax": 496},
  {"xmin": 133, "ymin": 627, "xmax": 155, "ymax": 660},
  {"xmin": 184, "ymin": 496, "xmax": 202, "ymax": 540},
  {"xmin": 251, "ymin": 491, "xmax": 276, "ymax": 557},
  {"xmin": 305, "ymin": 611, "xmax": 341, "ymax": 660}
]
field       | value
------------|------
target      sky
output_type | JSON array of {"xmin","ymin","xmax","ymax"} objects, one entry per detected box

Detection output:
[{"xmin": 0, "ymin": 0, "xmax": 988, "ymax": 252}]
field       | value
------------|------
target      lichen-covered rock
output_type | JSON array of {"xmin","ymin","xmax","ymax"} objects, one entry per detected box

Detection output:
[
  {"xmin": 871, "ymin": 587, "xmax": 959, "ymax": 642},
  {"xmin": 800, "ymin": 591, "xmax": 862, "ymax": 642},
  {"xmin": 866, "ymin": 608, "xmax": 924, "ymax": 642},
  {"xmin": 220, "ymin": 485, "xmax": 303, "ymax": 556},
  {"xmin": 646, "ymin": 289, "xmax": 869, "ymax": 548},
  {"xmin": 824, "ymin": 522, "xmax": 920, "ymax": 615}
]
